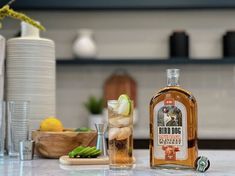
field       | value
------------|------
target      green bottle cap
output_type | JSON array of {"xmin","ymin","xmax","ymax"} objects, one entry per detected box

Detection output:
[{"xmin": 195, "ymin": 156, "xmax": 210, "ymax": 172}]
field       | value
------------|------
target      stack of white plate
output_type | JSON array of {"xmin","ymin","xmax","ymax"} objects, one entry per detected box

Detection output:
[{"xmin": 6, "ymin": 37, "xmax": 56, "ymax": 130}]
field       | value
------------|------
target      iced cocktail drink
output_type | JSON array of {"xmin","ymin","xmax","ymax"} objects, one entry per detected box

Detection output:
[{"xmin": 108, "ymin": 95, "xmax": 133, "ymax": 169}]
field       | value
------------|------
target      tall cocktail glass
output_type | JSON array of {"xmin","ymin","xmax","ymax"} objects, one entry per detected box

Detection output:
[{"xmin": 108, "ymin": 99, "xmax": 133, "ymax": 169}]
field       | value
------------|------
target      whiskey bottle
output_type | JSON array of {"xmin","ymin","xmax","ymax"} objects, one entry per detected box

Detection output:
[{"xmin": 150, "ymin": 69, "xmax": 198, "ymax": 169}]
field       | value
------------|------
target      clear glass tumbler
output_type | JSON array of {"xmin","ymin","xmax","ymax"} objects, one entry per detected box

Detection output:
[
  {"xmin": 108, "ymin": 100, "xmax": 134, "ymax": 170},
  {"xmin": 7, "ymin": 101, "xmax": 30, "ymax": 157},
  {"xmin": 0, "ymin": 101, "xmax": 5, "ymax": 157}
]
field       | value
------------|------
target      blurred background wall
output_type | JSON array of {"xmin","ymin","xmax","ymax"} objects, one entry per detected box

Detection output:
[{"xmin": 1, "ymin": 10, "xmax": 235, "ymax": 139}]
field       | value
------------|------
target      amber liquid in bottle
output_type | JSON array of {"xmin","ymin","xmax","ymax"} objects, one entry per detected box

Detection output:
[{"xmin": 150, "ymin": 69, "xmax": 198, "ymax": 169}]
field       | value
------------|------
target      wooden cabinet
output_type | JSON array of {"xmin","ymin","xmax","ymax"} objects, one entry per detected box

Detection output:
[{"xmin": 103, "ymin": 70, "xmax": 137, "ymax": 107}]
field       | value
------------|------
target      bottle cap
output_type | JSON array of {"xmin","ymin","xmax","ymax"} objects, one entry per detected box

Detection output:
[
  {"xmin": 166, "ymin": 69, "xmax": 180, "ymax": 86},
  {"xmin": 167, "ymin": 69, "xmax": 180, "ymax": 78},
  {"xmin": 195, "ymin": 156, "xmax": 210, "ymax": 172}
]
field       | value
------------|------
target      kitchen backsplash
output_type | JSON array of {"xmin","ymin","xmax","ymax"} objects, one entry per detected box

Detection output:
[
  {"xmin": 2, "ymin": 10, "xmax": 235, "ymax": 138},
  {"xmin": 56, "ymin": 65, "xmax": 235, "ymax": 139}
]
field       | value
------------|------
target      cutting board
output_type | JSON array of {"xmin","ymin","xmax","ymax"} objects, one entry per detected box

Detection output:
[
  {"xmin": 59, "ymin": 156, "xmax": 136, "ymax": 165},
  {"xmin": 104, "ymin": 71, "xmax": 137, "ymax": 107},
  {"xmin": 59, "ymin": 156, "xmax": 109, "ymax": 165}
]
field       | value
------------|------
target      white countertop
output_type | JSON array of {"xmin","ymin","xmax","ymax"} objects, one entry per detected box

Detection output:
[{"xmin": 0, "ymin": 150, "xmax": 234, "ymax": 176}]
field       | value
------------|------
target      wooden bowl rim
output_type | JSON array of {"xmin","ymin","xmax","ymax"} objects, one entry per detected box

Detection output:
[{"xmin": 32, "ymin": 129, "xmax": 97, "ymax": 134}]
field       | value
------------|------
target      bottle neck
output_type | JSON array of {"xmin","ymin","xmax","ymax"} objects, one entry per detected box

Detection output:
[{"xmin": 167, "ymin": 76, "xmax": 180, "ymax": 86}]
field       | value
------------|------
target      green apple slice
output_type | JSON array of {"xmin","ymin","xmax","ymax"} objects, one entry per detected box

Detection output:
[{"xmin": 117, "ymin": 94, "xmax": 131, "ymax": 116}]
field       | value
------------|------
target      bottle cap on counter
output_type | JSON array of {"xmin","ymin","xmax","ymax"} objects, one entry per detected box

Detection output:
[{"xmin": 195, "ymin": 156, "xmax": 210, "ymax": 172}]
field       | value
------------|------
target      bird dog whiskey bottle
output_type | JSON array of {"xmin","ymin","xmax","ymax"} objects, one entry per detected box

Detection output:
[{"xmin": 150, "ymin": 69, "xmax": 198, "ymax": 169}]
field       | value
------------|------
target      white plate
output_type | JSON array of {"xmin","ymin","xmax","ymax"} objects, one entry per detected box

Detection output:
[
  {"xmin": 7, "ymin": 64, "xmax": 54, "ymax": 67},
  {"xmin": 7, "ymin": 68, "xmax": 54, "ymax": 71},
  {"xmin": 7, "ymin": 84, "xmax": 55, "ymax": 88},
  {"xmin": 7, "ymin": 83, "xmax": 55, "ymax": 86},
  {"xmin": 7, "ymin": 72, "xmax": 54, "ymax": 75},
  {"xmin": 7, "ymin": 63, "xmax": 54, "ymax": 67},
  {"xmin": 7, "ymin": 66, "xmax": 54, "ymax": 69},
  {"xmin": 7, "ymin": 69, "xmax": 54, "ymax": 73},
  {"xmin": 7, "ymin": 49, "xmax": 54, "ymax": 53},
  {"xmin": 7, "ymin": 41, "xmax": 54, "ymax": 46},
  {"xmin": 7, "ymin": 39, "xmax": 53, "ymax": 44},
  {"xmin": 7, "ymin": 71, "xmax": 54, "ymax": 75},
  {"xmin": 8, "ymin": 43, "xmax": 53, "ymax": 46},
  {"xmin": 7, "ymin": 82, "xmax": 54, "ymax": 86},
  {"xmin": 7, "ymin": 94, "xmax": 55, "ymax": 99},
  {"xmin": 7, "ymin": 44, "xmax": 54, "ymax": 48},
  {"xmin": 7, "ymin": 55, "xmax": 54, "ymax": 59},
  {"xmin": 8, "ymin": 47, "xmax": 54, "ymax": 51},
  {"xmin": 7, "ymin": 55, "xmax": 52, "ymax": 58},
  {"xmin": 7, "ymin": 61, "xmax": 54, "ymax": 65},
  {"xmin": 7, "ymin": 51, "xmax": 54, "ymax": 55},
  {"xmin": 7, "ymin": 77, "xmax": 55, "ymax": 81},
  {"xmin": 7, "ymin": 82, "xmax": 55, "ymax": 86},
  {"xmin": 7, "ymin": 90, "xmax": 55, "ymax": 95},
  {"xmin": 8, "ymin": 54, "xmax": 54, "ymax": 60},
  {"xmin": 7, "ymin": 46, "xmax": 54, "ymax": 49},
  {"xmin": 7, "ymin": 70, "xmax": 54, "ymax": 74},
  {"xmin": 7, "ymin": 48, "xmax": 54, "ymax": 51},
  {"xmin": 7, "ymin": 54, "xmax": 54, "ymax": 57},
  {"xmin": 7, "ymin": 85, "xmax": 55, "ymax": 89},
  {"xmin": 7, "ymin": 83, "xmax": 55, "ymax": 87}
]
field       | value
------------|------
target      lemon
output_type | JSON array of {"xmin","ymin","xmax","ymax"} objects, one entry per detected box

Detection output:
[
  {"xmin": 40, "ymin": 117, "xmax": 64, "ymax": 132},
  {"xmin": 117, "ymin": 94, "xmax": 131, "ymax": 116}
]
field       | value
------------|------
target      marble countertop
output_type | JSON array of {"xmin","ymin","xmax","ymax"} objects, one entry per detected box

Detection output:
[{"xmin": 0, "ymin": 150, "xmax": 234, "ymax": 176}]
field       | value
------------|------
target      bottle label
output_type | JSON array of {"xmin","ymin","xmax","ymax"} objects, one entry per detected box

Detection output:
[{"xmin": 154, "ymin": 98, "xmax": 188, "ymax": 160}]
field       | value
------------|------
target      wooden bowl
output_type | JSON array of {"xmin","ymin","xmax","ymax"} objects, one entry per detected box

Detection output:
[{"xmin": 32, "ymin": 129, "xmax": 97, "ymax": 159}]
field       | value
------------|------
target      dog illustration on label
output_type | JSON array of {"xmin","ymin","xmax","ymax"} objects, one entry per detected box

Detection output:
[
  {"xmin": 158, "ymin": 106, "xmax": 182, "ymax": 126},
  {"xmin": 162, "ymin": 145, "xmax": 180, "ymax": 160}
]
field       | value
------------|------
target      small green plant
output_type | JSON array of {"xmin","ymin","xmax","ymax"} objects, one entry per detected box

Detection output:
[
  {"xmin": 84, "ymin": 96, "xmax": 104, "ymax": 115},
  {"xmin": 0, "ymin": 0, "xmax": 45, "ymax": 30}
]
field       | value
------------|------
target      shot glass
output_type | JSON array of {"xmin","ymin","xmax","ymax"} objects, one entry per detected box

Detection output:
[
  {"xmin": 7, "ymin": 101, "xmax": 30, "ymax": 157},
  {"xmin": 108, "ymin": 100, "xmax": 134, "ymax": 170},
  {"xmin": 0, "ymin": 101, "xmax": 5, "ymax": 157},
  {"xmin": 19, "ymin": 140, "xmax": 35, "ymax": 160}
]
